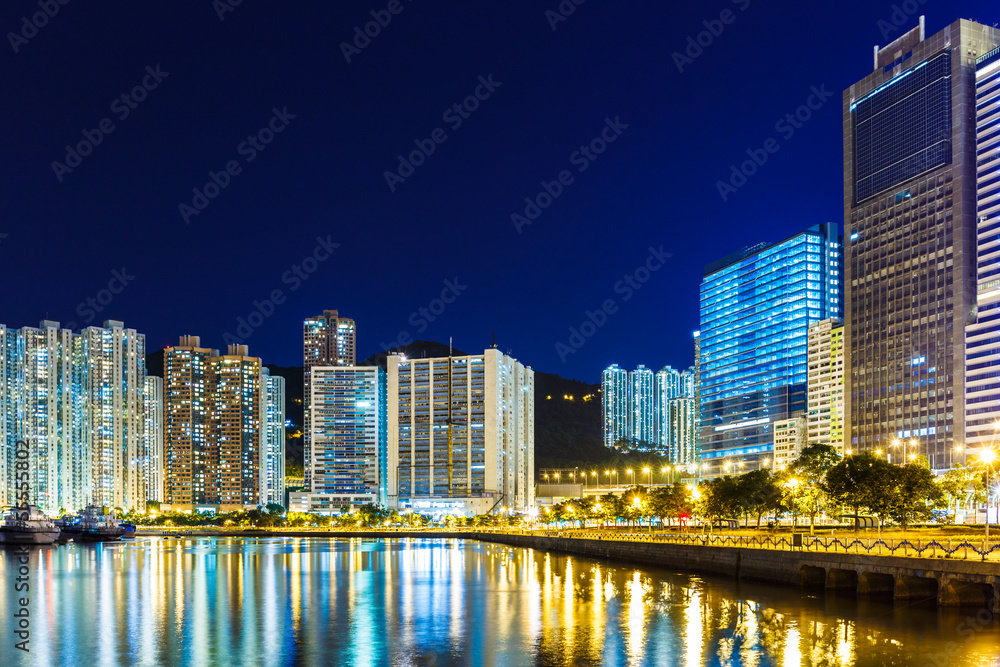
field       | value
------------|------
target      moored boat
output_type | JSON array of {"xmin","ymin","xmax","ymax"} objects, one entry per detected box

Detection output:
[
  {"xmin": 0, "ymin": 505, "xmax": 61, "ymax": 545},
  {"xmin": 119, "ymin": 522, "xmax": 136, "ymax": 539},
  {"xmin": 63, "ymin": 506, "xmax": 126, "ymax": 543}
]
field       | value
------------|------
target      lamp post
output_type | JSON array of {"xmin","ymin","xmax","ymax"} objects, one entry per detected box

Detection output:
[
  {"xmin": 643, "ymin": 467, "xmax": 651, "ymax": 486},
  {"xmin": 661, "ymin": 466, "xmax": 668, "ymax": 485},
  {"xmin": 892, "ymin": 438, "xmax": 901, "ymax": 465},
  {"xmin": 981, "ymin": 447, "xmax": 997, "ymax": 544},
  {"xmin": 626, "ymin": 468, "xmax": 634, "ymax": 487},
  {"xmin": 605, "ymin": 470, "xmax": 611, "ymax": 490}
]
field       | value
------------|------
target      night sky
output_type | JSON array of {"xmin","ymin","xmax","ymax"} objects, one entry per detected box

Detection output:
[{"xmin": 3, "ymin": 1, "xmax": 996, "ymax": 381}]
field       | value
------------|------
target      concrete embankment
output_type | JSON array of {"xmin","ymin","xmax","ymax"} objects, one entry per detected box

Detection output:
[{"xmin": 471, "ymin": 532, "xmax": 1000, "ymax": 609}]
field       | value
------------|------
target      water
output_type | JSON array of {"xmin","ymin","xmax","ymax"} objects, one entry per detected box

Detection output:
[{"xmin": 2, "ymin": 537, "xmax": 998, "ymax": 666}]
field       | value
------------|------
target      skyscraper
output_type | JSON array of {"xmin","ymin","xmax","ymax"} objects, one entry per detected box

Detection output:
[
  {"xmin": 303, "ymin": 310, "xmax": 356, "ymax": 491},
  {"xmin": 387, "ymin": 349, "xmax": 534, "ymax": 515},
  {"xmin": 292, "ymin": 366, "xmax": 386, "ymax": 512},
  {"xmin": 631, "ymin": 365, "xmax": 655, "ymax": 447},
  {"xmin": 845, "ymin": 19, "xmax": 1000, "ymax": 468},
  {"xmin": 164, "ymin": 337, "xmax": 282, "ymax": 511},
  {"xmin": 807, "ymin": 319, "xmax": 845, "ymax": 453},
  {"xmin": 655, "ymin": 366, "xmax": 681, "ymax": 452},
  {"xmin": 143, "ymin": 375, "xmax": 164, "ymax": 503},
  {"xmin": 699, "ymin": 224, "xmax": 841, "ymax": 476},
  {"xmin": 260, "ymin": 368, "xmax": 286, "ymax": 507},
  {"xmin": 668, "ymin": 397, "xmax": 697, "ymax": 465},
  {"xmin": 1, "ymin": 320, "xmax": 149, "ymax": 514},
  {"xmin": 966, "ymin": 45, "xmax": 1000, "ymax": 450},
  {"xmin": 601, "ymin": 364, "xmax": 630, "ymax": 448}
]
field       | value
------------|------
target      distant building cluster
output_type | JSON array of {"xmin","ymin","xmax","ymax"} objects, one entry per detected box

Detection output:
[{"xmin": 600, "ymin": 364, "xmax": 696, "ymax": 464}]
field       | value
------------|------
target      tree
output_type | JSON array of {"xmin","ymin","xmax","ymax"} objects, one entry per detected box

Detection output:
[
  {"xmin": 885, "ymin": 462, "xmax": 943, "ymax": 530},
  {"xmin": 738, "ymin": 469, "xmax": 782, "ymax": 527},
  {"xmin": 938, "ymin": 466, "xmax": 986, "ymax": 518},
  {"xmin": 787, "ymin": 444, "xmax": 840, "ymax": 533},
  {"xmin": 698, "ymin": 476, "xmax": 742, "ymax": 527},
  {"xmin": 265, "ymin": 503, "xmax": 286, "ymax": 515},
  {"xmin": 825, "ymin": 452, "xmax": 898, "ymax": 531},
  {"xmin": 648, "ymin": 483, "xmax": 695, "ymax": 529}
]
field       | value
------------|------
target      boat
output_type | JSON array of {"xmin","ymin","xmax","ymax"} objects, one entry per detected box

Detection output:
[
  {"xmin": 119, "ymin": 522, "xmax": 137, "ymax": 539},
  {"xmin": 62, "ymin": 506, "xmax": 126, "ymax": 543},
  {"xmin": 0, "ymin": 505, "xmax": 61, "ymax": 545}
]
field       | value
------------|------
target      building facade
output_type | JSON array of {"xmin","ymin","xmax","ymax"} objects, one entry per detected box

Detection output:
[
  {"xmin": 163, "ymin": 337, "xmax": 282, "ymax": 511},
  {"xmin": 303, "ymin": 310, "xmax": 356, "ymax": 491},
  {"xmin": 772, "ymin": 415, "xmax": 808, "ymax": 471},
  {"xmin": 698, "ymin": 224, "xmax": 842, "ymax": 476},
  {"xmin": 601, "ymin": 364, "xmax": 630, "ymax": 448},
  {"xmin": 260, "ymin": 369, "xmax": 286, "ymax": 507},
  {"xmin": 143, "ymin": 376, "xmax": 164, "ymax": 503},
  {"xmin": 966, "ymin": 45, "xmax": 1000, "ymax": 450},
  {"xmin": 631, "ymin": 365, "xmax": 656, "ymax": 447},
  {"xmin": 668, "ymin": 396, "xmax": 697, "ymax": 465},
  {"xmin": 0, "ymin": 320, "xmax": 148, "ymax": 514},
  {"xmin": 806, "ymin": 319, "xmax": 845, "ymax": 453},
  {"xmin": 292, "ymin": 366, "xmax": 386, "ymax": 513},
  {"xmin": 387, "ymin": 349, "xmax": 534, "ymax": 516},
  {"xmin": 845, "ymin": 19, "xmax": 1000, "ymax": 468}
]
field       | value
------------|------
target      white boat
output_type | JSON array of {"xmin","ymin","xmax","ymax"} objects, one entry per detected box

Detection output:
[{"xmin": 0, "ymin": 505, "xmax": 61, "ymax": 545}]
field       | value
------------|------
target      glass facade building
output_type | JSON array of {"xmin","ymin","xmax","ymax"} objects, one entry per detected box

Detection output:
[
  {"xmin": 966, "ymin": 45, "xmax": 1000, "ymax": 449},
  {"xmin": 699, "ymin": 224, "xmax": 842, "ymax": 476},
  {"xmin": 601, "ymin": 364, "xmax": 630, "ymax": 448},
  {"xmin": 631, "ymin": 365, "xmax": 655, "ymax": 447},
  {"xmin": 845, "ymin": 20, "xmax": 1000, "ymax": 468}
]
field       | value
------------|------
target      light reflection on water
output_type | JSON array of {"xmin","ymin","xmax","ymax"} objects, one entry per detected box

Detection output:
[{"xmin": 1, "ymin": 537, "xmax": 998, "ymax": 666}]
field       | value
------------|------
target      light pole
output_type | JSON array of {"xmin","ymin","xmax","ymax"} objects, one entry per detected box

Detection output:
[
  {"xmin": 910, "ymin": 438, "xmax": 917, "ymax": 464},
  {"xmin": 626, "ymin": 468, "xmax": 634, "ymax": 486},
  {"xmin": 981, "ymin": 448, "xmax": 997, "ymax": 544},
  {"xmin": 614, "ymin": 470, "xmax": 619, "ymax": 488},
  {"xmin": 605, "ymin": 470, "xmax": 611, "ymax": 490},
  {"xmin": 892, "ymin": 438, "xmax": 901, "ymax": 465},
  {"xmin": 644, "ymin": 467, "xmax": 651, "ymax": 486},
  {"xmin": 661, "ymin": 466, "xmax": 668, "ymax": 485}
]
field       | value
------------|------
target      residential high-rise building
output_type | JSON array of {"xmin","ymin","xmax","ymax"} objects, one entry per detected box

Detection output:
[
  {"xmin": 631, "ymin": 365, "xmax": 656, "ymax": 447},
  {"xmin": 260, "ymin": 368, "xmax": 286, "ymax": 507},
  {"xmin": 693, "ymin": 331, "xmax": 702, "ymax": 465},
  {"xmin": 807, "ymin": 319, "xmax": 845, "ymax": 453},
  {"xmin": 845, "ymin": 19, "xmax": 1000, "ymax": 468},
  {"xmin": 668, "ymin": 396, "xmax": 697, "ymax": 465},
  {"xmin": 966, "ymin": 45, "xmax": 1000, "ymax": 450},
  {"xmin": 699, "ymin": 224, "xmax": 842, "ymax": 476},
  {"xmin": 164, "ymin": 337, "xmax": 280, "ymax": 511},
  {"xmin": 387, "ymin": 349, "xmax": 534, "ymax": 515},
  {"xmin": 292, "ymin": 366, "xmax": 386, "ymax": 513},
  {"xmin": 143, "ymin": 376, "xmax": 164, "ymax": 503},
  {"xmin": 164, "ymin": 336, "xmax": 215, "ymax": 507},
  {"xmin": 601, "ymin": 364, "xmax": 630, "ymax": 448},
  {"xmin": 0, "ymin": 320, "xmax": 149, "ymax": 514},
  {"xmin": 655, "ymin": 366, "xmax": 681, "ymax": 452},
  {"xmin": 78, "ymin": 321, "xmax": 147, "ymax": 512},
  {"xmin": 303, "ymin": 310, "xmax": 356, "ymax": 491},
  {"xmin": 772, "ymin": 415, "xmax": 808, "ymax": 471}
]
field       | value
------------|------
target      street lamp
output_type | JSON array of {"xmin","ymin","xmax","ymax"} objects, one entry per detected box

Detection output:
[
  {"xmin": 605, "ymin": 470, "xmax": 611, "ymax": 490},
  {"xmin": 643, "ymin": 467, "xmax": 651, "ymax": 486},
  {"xmin": 892, "ymin": 438, "xmax": 901, "ymax": 465},
  {"xmin": 661, "ymin": 466, "xmax": 668, "ymax": 485},
  {"xmin": 626, "ymin": 468, "xmax": 634, "ymax": 486}
]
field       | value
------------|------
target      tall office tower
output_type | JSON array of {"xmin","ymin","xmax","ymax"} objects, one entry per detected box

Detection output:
[
  {"xmin": 772, "ymin": 415, "xmax": 808, "ymax": 471},
  {"xmin": 655, "ymin": 366, "xmax": 682, "ymax": 453},
  {"xmin": 260, "ymin": 368, "xmax": 286, "ymax": 507},
  {"xmin": 966, "ymin": 46, "xmax": 1000, "ymax": 450},
  {"xmin": 601, "ymin": 364, "xmax": 631, "ymax": 448},
  {"xmin": 303, "ymin": 310, "xmax": 356, "ymax": 491},
  {"xmin": 77, "ymin": 320, "xmax": 147, "ymax": 512},
  {"xmin": 213, "ymin": 345, "xmax": 262, "ymax": 508},
  {"xmin": 291, "ymin": 366, "xmax": 387, "ymax": 512},
  {"xmin": 164, "ymin": 336, "xmax": 215, "ymax": 507},
  {"xmin": 699, "ymin": 224, "xmax": 842, "ymax": 476},
  {"xmin": 0, "ymin": 325, "xmax": 7, "ymax": 507},
  {"xmin": 631, "ymin": 365, "xmax": 656, "ymax": 448},
  {"xmin": 387, "ymin": 349, "xmax": 534, "ymax": 515},
  {"xmin": 845, "ymin": 19, "xmax": 1000, "ymax": 468},
  {"xmin": 807, "ymin": 319, "xmax": 845, "ymax": 453},
  {"xmin": 143, "ymin": 376, "xmax": 164, "ymax": 503},
  {"xmin": 693, "ymin": 331, "xmax": 702, "ymax": 464},
  {"xmin": 668, "ymin": 397, "xmax": 697, "ymax": 465}
]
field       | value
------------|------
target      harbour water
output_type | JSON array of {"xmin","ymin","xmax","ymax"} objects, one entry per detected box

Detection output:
[{"xmin": 2, "ymin": 537, "xmax": 998, "ymax": 666}]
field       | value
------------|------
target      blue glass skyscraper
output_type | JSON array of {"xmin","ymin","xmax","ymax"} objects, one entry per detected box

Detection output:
[{"xmin": 699, "ymin": 224, "xmax": 842, "ymax": 475}]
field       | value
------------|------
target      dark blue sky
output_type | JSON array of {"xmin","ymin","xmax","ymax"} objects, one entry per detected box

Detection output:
[{"xmin": 3, "ymin": 1, "xmax": 996, "ymax": 381}]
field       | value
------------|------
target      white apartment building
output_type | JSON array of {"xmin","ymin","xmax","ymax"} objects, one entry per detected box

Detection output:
[{"xmin": 807, "ymin": 318, "xmax": 845, "ymax": 453}]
